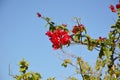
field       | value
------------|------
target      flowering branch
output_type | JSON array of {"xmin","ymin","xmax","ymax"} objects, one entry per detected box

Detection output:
[{"xmin": 35, "ymin": 1, "xmax": 120, "ymax": 79}]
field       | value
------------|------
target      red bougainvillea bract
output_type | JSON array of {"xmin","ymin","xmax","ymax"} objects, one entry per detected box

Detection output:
[{"xmin": 46, "ymin": 29, "xmax": 71, "ymax": 50}]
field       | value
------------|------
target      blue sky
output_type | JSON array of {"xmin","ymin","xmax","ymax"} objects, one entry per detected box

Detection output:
[{"xmin": 0, "ymin": 0, "xmax": 118, "ymax": 80}]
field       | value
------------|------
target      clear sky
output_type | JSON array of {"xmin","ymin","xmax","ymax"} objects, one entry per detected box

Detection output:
[{"xmin": 0, "ymin": 0, "xmax": 118, "ymax": 80}]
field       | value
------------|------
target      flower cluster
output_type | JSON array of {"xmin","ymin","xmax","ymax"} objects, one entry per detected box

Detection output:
[
  {"xmin": 46, "ymin": 29, "xmax": 71, "ymax": 50},
  {"xmin": 72, "ymin": 24, "xmax": 85, "ymax": 34},
  {"xmin": 96, "ymin": 37, "xmax": 107, "ymax": 42},
  {"xmin": 109, "ymin": 3, "xmax": 120, "ymax": 12}
]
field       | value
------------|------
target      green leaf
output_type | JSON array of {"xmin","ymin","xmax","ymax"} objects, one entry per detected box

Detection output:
[
  {"xmin": 88, "ymin": 46, "xmax": 93, "ymax": 51},
  {"xmin": 74, "ymin": 34, "xmax": 80, "ymax": 42},
  {"xmin": 84, "ymin": 75, "xmax": 90, "ymax": 80},
  {"xmin": 99, "ymin": 47, "xmax": 104, "ymax": 59},
  {"xmin": 47, "ymin": 77, "xmax": 55, "ymax": 80},
  {"xmin": 111, "ymin": 25, "xmax": 116, "ymax": 28},
  {"xmin": 45, "ymin": 17, "xmax": 51, "ymax": 22},
  {"xmin": 61, "ymin": 59, "xmax": 71, "ymax": 68},
  {"xmin": 66, "ymin": 76, "xmax": 78, "ymax": 80},
  {"xmin": 118, "ymin": 43, "xmax": 120, "ymax": 49},
  {"xmin": 71, "ymin": 77, "xmax": 78, "ymax": 80},
  {"xmin": 49, "ymin": 24, "xmax": 56, "ymax": 32},
  {"xmin": 64, "ymin": 59, "xmax": 71, "ymax": 63},
  {"xmin": 61, "ymin": 62, "xmax": 67, "ymax": 68},
  {"xmin": 117, "ymin": 29, "xmax": 120, "ymax": 33},
  {"xmin": 95, "ymin": 60, "xmax": 100, "ymax": 70},
  {"xmin": 103, "ymin": 48, "xmax": 112, "ymax": 58}
]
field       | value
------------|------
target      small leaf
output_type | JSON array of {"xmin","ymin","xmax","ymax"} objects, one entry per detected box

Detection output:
[
  {"xmin": 103, "ymin": 48, "xmax": 112, "ymax": 58},
  {"xmin": 111, "ymin": 25, "xmax": 116, "ymax": 28},
  {"xmin": 49, "ymin": 24, "xmax": 56, "ymax": 32},
  {"xmin": 61, "ymin": 59, "xmax": 71, "ymax": 68},
  {"xmin": 66, "ymin": 76, "xmax": 78, "ymax": 80},
  {"xmin": 45, "ymin": 17, "xmax": 51, "ymax": 22},
  {"xmin": 99, "ymin": 47, "xmax": 104, "ymax": 58},
  {"xmin": 88, "ymin": 46, "xmax": 93, "ymax": 51},
  {"xmin": 64, "ymin": 59, "xmax": 71, "ymax": 63},
  {"xmin": 74, "ymin": 34, "xmax": 80, "ymax": 42},
  {"xmin": 47, "ymin": 77, "xmax": 55, "ymax": 80},
  {"xmin": 84, "ymin": 75, "xmax": 90, "ymax": 80},
  {"xmin": 118, "ymin": 43, "xmax": 120, "ymax": 49},
  {"xmin": 61, "ymin": 62, "xmax": 67, "ymax": 68}
]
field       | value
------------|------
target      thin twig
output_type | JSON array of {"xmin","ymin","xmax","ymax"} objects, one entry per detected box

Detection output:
[{"xmin": 8, "ymin": 64, "xmax": 14, "ymax": 77}]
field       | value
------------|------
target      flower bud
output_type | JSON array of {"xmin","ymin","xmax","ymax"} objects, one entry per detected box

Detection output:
[
  {"xmin": 37, "ymin": 12, "xmax": 42, "ymax": 18},
  {"xmin": 116, "ymin": 3, "xmax": 120, "ymax": 9}
]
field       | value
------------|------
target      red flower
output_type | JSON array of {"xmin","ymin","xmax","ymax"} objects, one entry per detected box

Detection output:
[
  {"xmin": 45, "ymin": 31, "xmax": 53, "ymax": 37},
  {"xmin": 50, "ymin": 35, "xmax": 60, "ymax": 44},
  {"xmin": 72, "ymin": 25, "xmax": 78, "ymax": 34},
  {"xmin": 61, "ymin": 35, "xmax": 71, "ymax": 45},
  {"xmin": 53, "ymin": 44, "xmax": 60, "ymax": 50},
  {"xmin": 72, "ymin": 24, "xmax": 85, "ymax": 34},
  {"xmin": 37, "ymin": 12, "xmax": 42, "ymax": 18},
  {"xmin": 46, "ymin": 29, "xmax": 71, "ymax": 50},
  {"xmin": 50, "ymin": 36, "xmax": 61, "ymax": 49},
  {"xmin": 116, "ymin": 3, "xmax": 120, "ymax": 9},
  {"xmin": 54, "ymin": 29, "xmax": 63, "ymax": 37},
  {"xmin": 109, "ymin": 5, "xmax": 116, "ymax": 12},
  {"xmin": 97, "ymin": 37, "xmax": 107, "ymax": 42}
]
